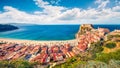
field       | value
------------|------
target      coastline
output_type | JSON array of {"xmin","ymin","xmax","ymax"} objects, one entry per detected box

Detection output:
[{"xmin": 0, "ymin": 38, "xmax": 78, "ymax": 47}]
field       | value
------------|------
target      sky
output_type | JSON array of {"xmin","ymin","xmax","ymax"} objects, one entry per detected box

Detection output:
[{"xmin": 0, "ymin": 0, "xmax": 120, "ymax": 24}]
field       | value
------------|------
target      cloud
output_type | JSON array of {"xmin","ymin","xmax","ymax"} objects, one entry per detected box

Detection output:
[
  {"xmin": 34, "ymin": 0, "xmax": 49, "ymax": 7},
  {"xmin": 0, "ymin": 6, "xmax": 47, "ymax": 24},
  {"xmin": 95, "ymin": 0, "xmax": 110, "ymax": 9},
  {"xmin": 34, "ymin": 0, "xmax": 66, "ymax": 16},
  {"xmin": 113, "ymin": 6, "xmax": 120, "ymax": 12},
  {"xmin": 50, "ymin": 0, "xmax": 61, "ymax": 5},
  {"xmin": 0, "ymin": 0, "xmax": 120, "ymax": 24}
]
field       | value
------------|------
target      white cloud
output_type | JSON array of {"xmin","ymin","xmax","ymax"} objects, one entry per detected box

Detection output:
[
  {"xmin": 50, "ymin": 0, "xmax": 61, "ymax": 5},
  {"xmin": 95, "ymin": 0, "xmax": 110, "ymax": 9},
  {"xmin": 0, "ymin": 0, "xmax": 120, "ymax": 24},
  {"xmin": 34, "ymin": 0, "xmax": 66, "ymax": 16},
  {"xmin": 34, "ymin": 0, "xmax": 49, "ymax": 7},
  {"xmin": 112, "ymin": 6, "xmax": 120, "ymax": 11}
]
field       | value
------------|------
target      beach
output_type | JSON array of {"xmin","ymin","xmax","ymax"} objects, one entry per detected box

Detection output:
[{"xmin": 0, "ymin": 38, "xmax": 79, "ymax": 47}]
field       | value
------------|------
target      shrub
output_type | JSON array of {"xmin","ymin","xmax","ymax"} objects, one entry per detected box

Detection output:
[
  {"xmin": 105, "ymin": 42, "xmax": 116, "ymax": 49},
  {"xmin": 76, "ymin": 60, "xmax": 120, "ymax": 68},
  {"xmin": 89, "ymin": 41, "xmax": 104, "ymax": 53},
  {"xmin": 0, "ymin": 59, "xmax": 36, "ymax": 68},
  {"xmin": 66, "ymin": 57, "xmax": 77, "ymax": 63},
  {"xmin": 95, "ymin": 49, "xmax": 120, "ymax": 63}
]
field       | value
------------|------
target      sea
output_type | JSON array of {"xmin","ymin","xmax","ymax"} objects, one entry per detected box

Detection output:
[{"xmin": 0, "ymin": 24, "xmax": 120, "ymax": 41}]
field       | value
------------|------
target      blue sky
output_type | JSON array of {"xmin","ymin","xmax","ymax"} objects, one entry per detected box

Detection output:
[
  {"xmin": 0, "ymin": 0, "xmax": 120, "ymax": 24},
  {"xmin": 0, "ymin": 0, "xmax": 40, "ymax": 12},
  {"xmin": 0, "ymin": 0, "xmax": 95, "ymax": 13}
]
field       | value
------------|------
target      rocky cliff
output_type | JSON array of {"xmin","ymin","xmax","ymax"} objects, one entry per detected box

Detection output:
[{"xmin": 76, "ymin": 24, "xmax": 94, "ymax": 38}]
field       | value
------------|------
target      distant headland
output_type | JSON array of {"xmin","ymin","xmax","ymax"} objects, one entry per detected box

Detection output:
[{"xmin": 0, "ymin": 24, "xmax": 19, "ymax": 32}]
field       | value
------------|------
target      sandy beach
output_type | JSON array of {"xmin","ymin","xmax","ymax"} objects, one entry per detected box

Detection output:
[{"xmin": 0, "ymin": 38, "xmax": 78, "ymax": 47}]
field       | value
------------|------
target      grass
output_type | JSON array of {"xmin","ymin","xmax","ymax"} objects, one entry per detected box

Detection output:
[
  {"xmin": 103, "ymin": 42, "xmax": 120, "ymax": 53},
  {"xmin": 0, "ymin": 59, "xmax": 37, "ymax": 68},
  {"xmin": 96, "ymin": 49, "xmax": 120, "ymax": 63}
]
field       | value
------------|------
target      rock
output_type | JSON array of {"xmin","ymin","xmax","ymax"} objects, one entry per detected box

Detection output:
[{"xmin": 76, "ymin": 24, "xmax": 94, "ymax": 38}]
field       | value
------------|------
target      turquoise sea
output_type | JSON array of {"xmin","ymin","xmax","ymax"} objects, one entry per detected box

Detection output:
[{"xmin": 0, "ymin": 24, "xmax": 120, "ymax": 41}]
